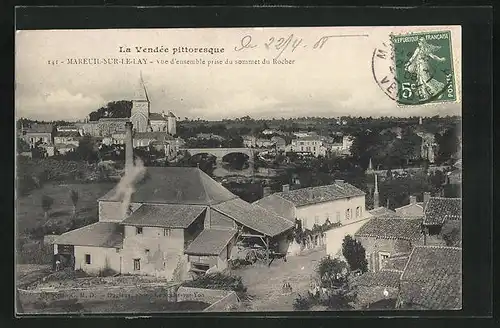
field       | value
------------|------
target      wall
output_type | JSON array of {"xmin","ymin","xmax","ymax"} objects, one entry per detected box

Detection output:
[
  {"xmin": 297, "ymin": 195, "xmax": 366, "ymax": 230},
  {"xmin": 356, "ymin": 236, "xmax": 423, "ymax": 272},
  {"xmin": 98, "ymin": 201, "xmax": 141, "ymax": 222},
  {"xmin": 354, "ymin": 286, "xmax": 399, "ymax": 309},
  {"xmin": 18, "ymin": 283, "xmax": 180, "ymax": 308},
  {"xmin": 325, "ymin": 218, "xmax": 371, "ymax": 257},
  {"xmin": 74, "ymin": 246, "xmax": 121, "ymax": 274},
  {"xmin": 120, "ymin": 226, "xmax": 185, "ymax": 279}
]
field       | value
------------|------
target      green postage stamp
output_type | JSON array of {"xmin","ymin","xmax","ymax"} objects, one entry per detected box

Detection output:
[{"xmin": 391, "ymin": 31, "xmax": 456, "ymax": 105}]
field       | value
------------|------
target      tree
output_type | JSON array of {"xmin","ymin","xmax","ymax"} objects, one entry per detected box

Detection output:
[
  {"xmin": 342, "ymin": 235, "xmax": 368, "ymax": 273},
  {"xmin": 17, "ymin": 138, "xmax": 31, "ymax": 153},
  {"xmin": 70, "ymin": 189, "xmax": 79, "ymax": 216},
  {"xmin": 41, "ymin": 195, "xmax": 54, "ymax": 220},
  {"xmin": 314, "ymin": 256, "xmax": 356, "ymax": 310}
]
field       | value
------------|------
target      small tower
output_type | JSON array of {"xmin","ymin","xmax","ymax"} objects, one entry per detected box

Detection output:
[
  {"xmin": 366, "ymin": 158, "xmax": 374, "ymax": 175},
  {"xmin": 167, "ymin": 111, "xmax": 177, "ymax": 135},
  {"xmin": 373, "ymin": 173, "xmax": 380, "ymax": 209}
]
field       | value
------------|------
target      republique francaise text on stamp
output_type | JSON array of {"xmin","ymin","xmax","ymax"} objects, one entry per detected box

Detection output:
[{"xmin": 372, "ymin": 30, "xmax": 456, "ymax": 106}]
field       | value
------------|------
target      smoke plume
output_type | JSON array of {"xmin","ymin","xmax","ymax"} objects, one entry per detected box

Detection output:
[{"xmin": 113, "ymin": 156, "xmax": 146, "ymax": 219}]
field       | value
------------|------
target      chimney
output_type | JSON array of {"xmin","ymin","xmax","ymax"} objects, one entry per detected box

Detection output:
[
  {"xmin": 373, "ymin": 173, "xmax": 379, "ymax": 208},
  {"xmin": 262, "ymin": 186, "xmax": 272, "ymax": 198},
  {"xmin": 423, "ymin": 192, "xmax": 431, "ymax": 209},
  {"xmin": 409, "ymin": 195, "xmax": 417, "ymax": 205},
  {"xmin": 282, "ymin": 184, "xmax": 290, "ymax": 193},
  {"xmin": 125, "ymin": 122, "xmax": 134, "ymax": 172}
]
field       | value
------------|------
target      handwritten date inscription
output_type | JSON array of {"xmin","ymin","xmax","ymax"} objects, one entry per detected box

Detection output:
[{"xmin": 235, "ymin": 34, "xmax": 356, "ymax": 59}]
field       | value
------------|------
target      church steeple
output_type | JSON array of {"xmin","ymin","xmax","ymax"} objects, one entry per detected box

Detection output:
[
  {"xmin": 373, "ymin": 173, "xmax": 380, "ymax": 208},
  {"xmin": 130, "ymin": 72, "xmax": 151, "ymax": 132},
  {"xmin": 366, "ymin": 157, "xmax": 374, "ymax": 175},
  {"xmin": 134, "ymin": 71, "xmax": 150, "ymax": 102}
]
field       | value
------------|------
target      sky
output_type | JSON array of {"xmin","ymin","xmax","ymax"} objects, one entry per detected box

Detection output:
[{"xmin": 15, "ymin": 26, "xmax": 462, "ymax": 121}]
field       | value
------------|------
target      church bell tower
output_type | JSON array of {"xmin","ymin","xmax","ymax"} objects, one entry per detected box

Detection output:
[{"xmin": 130, "ymin": 72, "xmax": 151, "ymax": 132}]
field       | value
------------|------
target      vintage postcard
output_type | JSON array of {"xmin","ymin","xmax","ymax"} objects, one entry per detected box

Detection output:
[{"xmin": 15, "ymin": 26, "xmax": 462, "ymax": 314}]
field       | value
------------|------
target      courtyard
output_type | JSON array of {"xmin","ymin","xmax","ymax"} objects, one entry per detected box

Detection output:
[{"xmin": 231, "ymin": 246, "xmax": 327, "ymax": 311}]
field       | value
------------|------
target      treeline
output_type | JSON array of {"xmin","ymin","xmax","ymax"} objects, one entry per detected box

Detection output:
[{"xmin": 88, "ymin": 100, "xmax": 132, "ymax": 121}]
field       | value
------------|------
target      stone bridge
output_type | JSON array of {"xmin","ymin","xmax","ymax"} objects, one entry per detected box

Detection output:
[{"xmin": 180, "ymin": 148, "xmax": 256, "ymax": 172}]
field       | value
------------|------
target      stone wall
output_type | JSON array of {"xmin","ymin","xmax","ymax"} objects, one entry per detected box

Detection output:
[{"xmin": 18, "ymin": 283, "xmax": 180, "ymax": 307}]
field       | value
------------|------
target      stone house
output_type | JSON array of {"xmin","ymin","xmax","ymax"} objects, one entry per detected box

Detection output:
[
  {"xmin": 22, "ymin": 123, "xmax": 54, "ymax": 148},
  {"xmin": 354, "ymin": 217, "xmax": 424, "ymax": 272},
  {"xmin": 422, "ymin": 197, "xmax": 462, "ymax": 245},
  {"xmin": 255, "ymin": 181, "xmax": 366, "ymax": 231},
  {"xmin": 255, "ymin": 181, "xmax": 368, "ymax": 255}
]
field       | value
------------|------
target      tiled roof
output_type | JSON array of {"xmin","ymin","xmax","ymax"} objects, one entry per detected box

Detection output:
[
  {"xmin": 369, "ymin": 207, "xmax": 397, "ymax": 217},
  {"xmin": 273, "ymin": 182, "xmax": 366, "ymax": 207},
  {"xmin": 55, "ymin": 131, "xmax": 81, "ymax": 138},
  {"xmin": 399, "ymin": 246, "xmax": 462, "ymax": 310},
  {"xmin": 25, "ymin": 123, "xmax": 53, "ymax": 133},
  {"xmin": 351, "ymin": 270, "xmax": 401, "ymax": 288},
  {"xmin": 99, "ymin": 167, "xmax": 238, "ymax": 206},
  {"xmin": 149, "ymin": 113, "xmax": 168, "ymax": 121},
  {"xmin": 382, "ymin": 253, "xmax": 410, "ymax": 271},
  {"xmin": 122, "ymin": 204, "xmax": 206, "ymax": 228},
  {"xmin": 213, "ymin": 198, "xmax": 294, "ymax": 237},
  {"xmin": 423, "ymin": 197, "xmax": 462, "ymax": 226},
  {"xmin": 184, "ymin": 229, "xmax": 237, "ymax": 256},
  {"xmin": 394, "ymin": 202, "xmax": 424, "ymax": 211},
  {"xmin": 355, "ymin": 217, "xmax": 423, "ymax": 241},
  {"xmin": 55, "ymin": 222, "xmax": 123, "ymax": 248}
]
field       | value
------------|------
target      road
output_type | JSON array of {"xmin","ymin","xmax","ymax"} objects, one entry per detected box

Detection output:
[{"xmin": 231, "ymin": 246, "xmax": 326, "ymax": 311}]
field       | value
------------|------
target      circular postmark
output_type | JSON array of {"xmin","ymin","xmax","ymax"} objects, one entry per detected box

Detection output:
[{"xmin": 372, "ymin": 32, "xmax": 455, "ymax": 106}]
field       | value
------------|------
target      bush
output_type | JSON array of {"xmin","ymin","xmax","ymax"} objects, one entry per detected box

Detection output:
[
  {"xmin": 182, "ymin": 272, "xmax": 247, "ymax": 294},
  {"xmin": 293, "ymin": 293, "xmax": 314, "ymax": 311}
]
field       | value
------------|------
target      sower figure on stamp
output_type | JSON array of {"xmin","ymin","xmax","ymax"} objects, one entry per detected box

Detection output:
[{"xmin": 404, "ymin": 37, "xmax": 447, "ymax": 101}]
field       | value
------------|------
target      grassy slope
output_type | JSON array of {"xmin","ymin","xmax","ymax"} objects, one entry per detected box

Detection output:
[{"xmin": 16, "ymin": 182, "xmax": 115, "ymax": 235}]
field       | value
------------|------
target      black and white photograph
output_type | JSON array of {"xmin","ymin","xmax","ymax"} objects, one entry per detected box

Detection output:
[{"xmin": 15, "ymin": 25, "xmax": 463, "ymax": 314}]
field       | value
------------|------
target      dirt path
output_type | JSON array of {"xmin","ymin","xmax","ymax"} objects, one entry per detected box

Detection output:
[{"xmin": 232, "ymin": 247, "xmax": 326, "ymax": 311}]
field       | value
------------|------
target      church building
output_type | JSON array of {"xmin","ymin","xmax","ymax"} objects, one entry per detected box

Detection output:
[{"xmin": 130, "ymin": 74, "xmax": 177, "ymax": 135}]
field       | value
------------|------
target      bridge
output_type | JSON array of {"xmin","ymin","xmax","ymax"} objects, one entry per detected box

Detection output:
[{"xmin": 180, "ymin": 148, "xmax": 256, "ymax": 173}]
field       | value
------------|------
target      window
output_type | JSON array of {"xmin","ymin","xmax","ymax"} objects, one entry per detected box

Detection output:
[
  {"xmin": 378, "ymin": 252, "xmax": 390, "ymax": 270},
  {"xmin": 164, "ymin": 228, "xmax": 171, "ymax": 237},
  {"xmin": 346, "ymin": 209, "xmax": 351, "ymax": 220},
  {"xmin": 134, "ymin": 259, "xmax": 141, "ymax": 271},
  {"xmin": 314, "ymin": 216, "xmax": 319, "ymax": 225},
  {"xmin": 85, "ymin": 254, "xmax": 91, "ymax": 265},
  {"xmin": 145, "ymin": 249, "xmax": 150, "ymax": 255},
  {"xmin": 356, "ymin": 206, "xmax": 361, "ymax": 218},
  {"xmin": 136, "ymin": 227, "xmax": 143, "ymax": 235},
  {"xmin": 336, "ymin": 212, "xmax": 341, "ymax": 222}
]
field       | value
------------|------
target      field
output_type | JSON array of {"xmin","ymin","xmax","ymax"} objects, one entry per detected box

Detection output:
[
  {"xmin": 16, "ymin": 182, "xmax": 115, "ymax": 235},
  {"xmin": 16, "ymin": 181, "xmax": 115, "ymax": 265}
]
